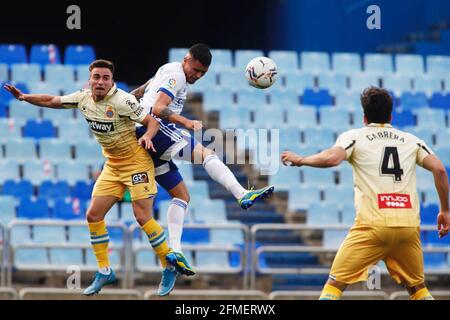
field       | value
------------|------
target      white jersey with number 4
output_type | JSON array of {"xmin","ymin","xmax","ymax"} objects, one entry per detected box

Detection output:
[
  {"xmin": 335, "ymin": 123, "xmax": 433, "ymax": 227},
  {"xmin": 140, "ymin": 62, "xmax": 188, "ymax": 116}
]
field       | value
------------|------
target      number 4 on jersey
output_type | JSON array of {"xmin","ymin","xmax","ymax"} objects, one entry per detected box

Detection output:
[{"xmin": 380, "ymin": 147, "xmax": 404, "ymax": 182}]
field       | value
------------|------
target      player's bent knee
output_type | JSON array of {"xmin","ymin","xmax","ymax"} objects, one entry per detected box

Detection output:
[{"xmin": 132, "ymin": 199, "xmax": 153, "ymax": 225}]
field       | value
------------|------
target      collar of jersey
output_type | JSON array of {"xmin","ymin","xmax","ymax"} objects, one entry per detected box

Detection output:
[
  {"xmin": 367, "ymin": 123, "xmax": 392, "ymax": 128},
  {"xmin": 89, "ymin": 83, "xmax": 117, "ymax": 101}
]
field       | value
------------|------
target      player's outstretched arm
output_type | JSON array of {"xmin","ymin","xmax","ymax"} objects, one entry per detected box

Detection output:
[
  {"xmin": 130, "ymin": 80, "xmax": 150, "ymax": 100},
  {"xmin": 281, "ymin": 146, "xmax": 346, "ymax": 168},
  {"xmin": 137, "ymin": 114, "xmax": 160, "ymax": 152},
  {"xmin": 152, "ymin": 91, "xmax": 202, "ymax": 131},
  {"xmin": 3, "ymin": 84, "xmax": 62, "ymax": 108},
  {"xmin": 422, "ymin": 154, "xmax": 450, "ymax": 237}
]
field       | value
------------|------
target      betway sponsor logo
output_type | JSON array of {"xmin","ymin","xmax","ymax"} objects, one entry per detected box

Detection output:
[
  {"xmin": 378, "ymin": 193, "xmax": 412, "ymax": 209},
  {"xmin": 87, "ymin": 119, "xmax": 115, "ymax": 133}
]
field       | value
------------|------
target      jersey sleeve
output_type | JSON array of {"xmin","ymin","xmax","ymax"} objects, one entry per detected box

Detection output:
[
  {"xmin": 156, "ymin": 71, "xmax": 186, "ymax": 100},
  {"xmin": 59, "ymin": 90, "xmax": 83, "ymax": 109},
  {"xmin": 335, "ymin": 129, "xmax": 358, "ymax": 160},
  {"xmin": 416, "ymin": 139, "xmax": 434, "ymax": 167},
  {"xmin": 118, "ymin": 94, "xmax": 147, "ymax": 123}
]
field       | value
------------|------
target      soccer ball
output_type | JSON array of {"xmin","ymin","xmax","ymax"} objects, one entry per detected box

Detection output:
[{"xmin": 245, "ymin": 57, "xmax": 278, "ymax": 89}]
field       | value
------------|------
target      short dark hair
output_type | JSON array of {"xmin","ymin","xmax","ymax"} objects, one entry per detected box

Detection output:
[
  {"xmin": 360, "ymin": 86, "xmax": 393, "ymax": 124},
  {"xmin": 189, "ymin": 43, "xmax": 212, "ymax": 67},
  {"xmin": 89, "ymin": 59, "xmax": 115, "ymax": 75}
]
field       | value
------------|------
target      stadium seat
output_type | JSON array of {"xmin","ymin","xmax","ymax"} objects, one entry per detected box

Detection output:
[
  {"xmin": 219, "ymin": 69, "xmax": 247, "ymax": 90},
  {"xmin": 17, "ymin": 197, "xmax": 50, "ymax": 219},
  {"xmin": 434, "ymin": 146, "xmax": 450, "ymax": 167},
  {"xmin": 103, "ymin": 203, "xmax": 120, "ymax": 223},
  {"xmin": 307, "ymin": 203, "xmax": 340, "ymax": 225},
  {"xmin": 288, "ymin": 185, "xmax": 321, "ymax": 211},
  {"xmin": 56, "ymin": 162, "xmax": 90, "ymax": 185},
  {"xmin": 423, "ymin": 252, "xmax": 447, "ymax": 269},
  {"xmin": 269, "ymin": 166, "xmax": 300, "ymax": 192},
  {"xmin": 270, "ymin": 89, "xmax": 299, "ymax": 107},
  {"xmin": 39, "ymin": 180, "xmax": 71, "ymax": 200},
  {"xmin": 285, "ymin": 105, "xmax": 317, "ymax": 128},
  {"xmin": 30, "ymin": 44, "xmax": 61, "ymax": 68},
  {"xmin": 10, "ymin": 225, "xmax": 32, "ymax": 245},
  {"xmin": 430, "ymin": 92, "xmax": 450, "ymax": 110},
  {"xmin": 421, "ymin": 203, "xmax": 438, "ymax": 225},
  {"xmin": 301, "ymin": 166, "xmax": 335, "ymax": 187},
  {"xmin": 251, "ymin": 107, "xmax": 284, "ymax": 129},
  {"xmin": 331, "ymin": 52, "xmax": 362, "ymax": 74},
  {"xmin": 0, "ymin": 100, "xmax": 7, "ymax": 117},
  {"xmin": 2, "ymin": 179, "xmax": 33, "ymax": 198},
  {"xmin": 74, "ymin": 64, "xmax": 90, "ymax": 83},
  {"xmin": 323, "ymin": 185, "xmax": 353, "ymax": 206},
  {"xmin": 58, "ymin": 119, "xmax": 91, "ymax": 142},
  {"xmin": 8, "ymin": 99, "xmax": 40, "ymax": 121},
  {"xmin": 382, "ymin": 74, "xmax": 412, "ymax": 95},
  {"xmin": 209, "ymin": 49, "xmax": 233, "ymax": 71},
  {"xmin": 0, "ymin": 195, "xmax": 16, "ymax": 225},
  {"xmin": 399, "ymin": 92, "xmax": 429, "ymax": 110},
  {"xmin": 284, "ymin": 72, "xmax": 315, "ymax": 91},
  {"xmin": 0, "ymin": 159, "xmax": 20, "ymax": 182},
  {"xmin": 61, "ymin": 81, "xmax": 87, "ymax": 95},
  {"xmin": 0, "ymin": 63, "xmax": 8, "ymax": 82},
  {"xmin": 10, "ymin": 63, "xmax": 41, "ymax": 84},
  {"xmin": 302, "ymin": 127, "xmax": 335, "ymax": 149},
  {"xmin": 336, "ymin": 162, "xmax": 353, "ymax": 186},
  {"xmin": 39, "ymin": 138, "xmax": 72, "ymax": 160},
  {"xmin": 193, "ymin": 199, "xmax": 227, "ymax": 223},
  {"xmin": 407, "ymin": 126, "xmax": 435, "ymax": 147},
  {"xmin": 268, "ymin": 50, "xmax": 299, "ymax": 73},
  {"xmin": 4, "ymin": 138, "xmax": 38, "ymax": 161},
  {"xmin": 234, "ymin": 49, "xmax": 264, "ymax": 70},
  {"xmin": 168, "ymin": 48, "xmax": 188, "ymax": 63},
  {"xmin": 434, "ymin": 129, "xmax": 450, "ymax": 148},
  {"xmin": 53, "ymin": 198, "xmax": 83, "ymax": 220},
  {"xmin": 14, "ymin": 248, "xmax": 49, "ymax": 268},
  {"xmin": 414, "ymin": 75, "xmax": 442, "ymax": 96},
  {"xmin": 349, "ymin": 73, "xmax": 379, "ymax": 92},
  {"xmin": 300, "ymin": 52, "xmax": 330, "ymax": 73},
  {"xmin": 363, "ymin": 53, "xmax": 394, "ymax": 75},
  {"xmin": 340, "ymin": 203, "xmax": 356, "ymax": 225},
  {"xmin": 71, "ymin": 180, "xmax": 95, "ymax": 200},
  {"xmin": 42, "ymin": 107, "xmax": 74, "ymax": 123},
  {"xmin": 319, "ymin": 108, "xmax": 352, "ymax": 132},
  {"xmin": 196, "ymin": 251, "xmax": 230, "ymax": 269},
  {"xmin": 68, "ymin": 226, "xmax": 90, "ymax": 244},
  {"xmin": 301, "ymin": 88, "xmax": 332, "ymax": 107},
  {"xmin": 0, "ymin": 44, "xmax": 27, "ymax": 65},
  {"xmin": 74, "ymin": 141, "xmax": 104, "ymax": 165},
  {"xmin": 322, "ymin": 230, "xmax": 347, "ymax": 248},
  {"xmin": 414, "ymin": 108, "xmax": 446, "ymax": 129},
  {"xmin": 44, "ymin": 64, "xmax": 75, "ymax": 86},
  {"xmin": 395, "ymin": 54, "xmax": 424, "ymax": 76},
  {"xmin": 391, "ymin": 109, "xmax": 416, "ymax": 128},
  {"xmin": 33, "ymin": 225, "xmax": 66, "ymax": 244},
  {"xmin": 236, "ymin": 89, "xmax": 268, "ymax": 106},
  {"xmin": 135, "ymin": 250, "xmax": 158, "ymax": 270},
  {"xmin": 29, "ymin": 82, "xmax": 61, "ymax": 95},
  {"xmin": 191, "ymin": 69, "xmax": 217, "ymax": 92},
  {"xmin": 50, "ymin": 248, "xmax": 83, "ymax": 266},
  {"xmin": 64, "ymin": 45, "xmax": 96, "ymax": 65},
  {"xmin": 334, "ymin": 91, "xmax": 361, "ymax": 110},
  {"xmin": 426, "ymin": 55, "xmax": 450, "ymax": 76},
  {"xmin": 23, "ymin": 119, "xmax": 56, "ymax": 139},
  {"xmin": 202, "ymin": 88, "xmax": 234, "ymax": 112},
  {"xmin": 317, "ymin": 73, "xmax": 348, "ymax": 93},
  {"xmin": 22, "ymin": 160, "xmax": 56, "ymax": 185}
]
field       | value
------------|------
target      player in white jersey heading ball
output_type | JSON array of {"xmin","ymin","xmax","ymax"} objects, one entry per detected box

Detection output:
[
  {"xmin": 131, "ymin": 43, "xmax": 274, "ymax": 296},
  {"xmin": 281, "ymin": 87, "xmax": 450, "ymax": 300}
]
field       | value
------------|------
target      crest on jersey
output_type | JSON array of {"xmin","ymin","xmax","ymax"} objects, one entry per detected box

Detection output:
[
  {"xmin": 168, "ymin": 78, "xmax": 177, "ymax": 88},
  {"xmin": 106, "ymin": 106, "xmax": 114, "ymax": 118}
]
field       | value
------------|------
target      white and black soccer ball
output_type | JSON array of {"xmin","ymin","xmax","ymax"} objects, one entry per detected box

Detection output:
[{"xmin": 245, "ymin": 56, "xmax": 278, "ymax": 89}]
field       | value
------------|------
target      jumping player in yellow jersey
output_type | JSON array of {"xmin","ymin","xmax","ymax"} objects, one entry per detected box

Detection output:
[
  {"xmin": 4, "ymin": 59, "xmax": 173, "ymax": 296},
  {"xmin": 281, "ymin": 87, "xmax": 450, "ymax": 300}
]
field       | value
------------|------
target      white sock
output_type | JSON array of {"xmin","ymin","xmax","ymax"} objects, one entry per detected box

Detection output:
[
  {"xmin": 99, "ymin": 266, "xmax": 111, "ymax": 275},
  {"xmin": 167, "ymin": 198, "xmax": 188, "ymax": 252},
  {"xmin": 203, "ymin": 154, "xmax": 247, "ymax": 199}
]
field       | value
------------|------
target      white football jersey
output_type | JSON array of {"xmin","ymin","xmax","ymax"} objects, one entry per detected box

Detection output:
[
  {"xmin": 140, "ymin": 62, "xmax": 188, "ymax": 116},
  {"xmin": 335, "ymin": 123, "xmax": 433, "ymax": 227}
]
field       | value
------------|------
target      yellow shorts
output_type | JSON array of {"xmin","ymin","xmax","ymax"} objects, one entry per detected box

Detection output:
[
  {"xmin": 92, "ymin": 147, "xmax": 157, "ymax": 201},
  {"xmin": 329, "ymin": 224, "xmax": 424, "ymax": 287}
]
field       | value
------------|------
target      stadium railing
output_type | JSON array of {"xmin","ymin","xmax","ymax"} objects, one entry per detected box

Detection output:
[
  {"xmin": 144, "ymin": 289, "xmax": 268, "ymax": 300},
  {"xmin": 6, "ymin": 220, "xmax": 128, "ymax": 287},
  {"xmin": 18, "ymin": 287, "xmax": 142, "ymax": 300},
  {"xmin": 268, "ymin": 290, "xmax": 389, "ymax": 300},
  {"xmin": 0, "ymin": 223, "xmax": 6, "ymax": 286},
  {"xmin": 128, "ymin": 222, "xmax": 250, "ymax": 289},
  {"xmin": 0, "ymin": 287, "xmax": 18, "ymax": 300},
  {"xmin": 250, "ymin": 224, "xmax": 450, "ymax": 289}
]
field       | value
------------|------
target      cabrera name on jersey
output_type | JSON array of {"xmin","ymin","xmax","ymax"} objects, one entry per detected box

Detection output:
[{"xmin": 140, "ymin": 62, "xmax": 188, "ymax": 115}]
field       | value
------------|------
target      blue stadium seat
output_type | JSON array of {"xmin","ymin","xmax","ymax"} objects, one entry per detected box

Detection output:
[
  {"xmin": 115, "ymin": 81, "xmax": 129, "ymax": 92},
  {"xmin": 0, "ymin": 195, "xmax": 16, "ymax": 225},
  {"xmin": 74, "ymin": 65, "xmax": 90, "ymax": 82},
  {"xmin": 9, "ymin": 99, "xmax": 40, "ymax": 121},
  {"xmin": 319, "ymin": 108, "xmax": 351, "ymax": 131},
  {"xmin": 423, "ymin": 252, "xmax": 447, "ymax": 269},
  {"xmin": 407, "ymin": 126, "xmax": 435, "ymax": 147},
  {"xmin": 300, "ymin": 52, "xmax": 330, "ymax": 73},
  {"xmin": 302, "ymin": 88, "xmax": 332, "ymax": 107},
  {"xmin": 288, "ymin": 185, "xmax": 321, "ymax": 211},
  {"xmin": 50, "ymin": 248, "xmax": 83, "ymax": 266},
  {"xmin": 317, "ymin": 73, "xmax": 348, "ymax": 93},
  {"xmin": 0, "ymin": 44, "xmax": 27, "ymax": 65},
  {"xmin": 30, "ymin": 44, "xmax": 61, "ymax": 68},
  {"xmin": 434, "ymin": 146, "xmax": 450, "ymax": 168},
  {"xmin": 251, "ymin": 107, "xmax": 284, "ymax": 129},
  {"xmin": 307, "ymin": 203, "xmax": 340, "ymax": 225},
  {"xmin": 10, "ymin": 225, "xmax": 32, "ymax": 245},
  {"xmin": 0, "ymin": 83, "xmax": 29, "ymax": 105},
  {"xmin": 302, "ymin": 166, "xmax": 335, "ymax": 187},
  {"xmin": 14, "ymin": 248, "xmax": 49, "ymax": 268},
  {"xmin": 269, "ymin": 89, "xmax": 299, "ymax": 107},
  {"xmin": 421, "ymin": 204, "xmax": 438, "ymax": 225},
  {"xmin": 334, "ymin": 91, "xmax": 361, "ymax": 110},
  {"xmin": 53, "ymin": 198, "xmax": 83, "ymax": 220},
  {"xmin": 135, "ymin": 250, "xmax": 158, "ymax": 270},
  {"xmin": 414, "ymin": 108, "xmax": 446, "ymax": 129},
  {"xmin": 434, "ymin": 129, "xmax": 450, "ymax": 148},
  {"xmin": 234, "ymin": 49, "xmax": 265, "ymax": 70},
  {"xmin": 391, "ymin": 109, "xmax": 416, "ymax": 128},
  {"xmin": 33, "ymin": 225, "xmax": 66, "ymax": 244},
  {"xmin": 323, "ymin": 185, "xmax": 353, "ymax": 206},
  {"xmin": 2, "ymin": 179, "xmax": 33, "ymax": 198},
  {"xmin": 185, "ymin": 180, "xmax": 210, "ymax": 200},
  {"xmin": 399, "ymin": 92, "xmax": 429, "ymax": 110},
  {"xmin": 202, "ymin": 88, "xmax": 234, "ymax": 112},
  {"xmin": 71, "ymin": 180, "xmax": 94, "ymax": 200},
  {"xmin": 332, "ymin": 52, "xmax": 362, "ymax": 74},
  {"xmin": 323, "ymin": 230, "xmax": 347, "ymax": 248},
  {"xmin": 340, "ymin": 203, "xmax": 356, "ymax": 225},
  {"xmin": 285, "ymin": 105, "xmax": 317, "ymax": 128},
  {"xmin": 336, "ymin": 162, "xmax": 353, "ymax": 186},
  {"xmin": 430, "ymin": 92, "xmax": 450, "ymax": 110},
  {"xmin": 74, "ymin": 141, "xmax": 104, "ymax": 165},
  {"xmin": 17, "ymin": 197, "xmax": 50, "ymax": 219},
  {"xmin": 193, "ymin": 200, "xmax": 227, "ymax": 223},
  {"xmin": 279, "ymin": 127, "xmax": 302, "ymax": 148},
  {"xmin": 219, "ymin": 69, "xmax": 247, "ymax": 90},
  {"xmin": 58, "ymin": 119, "xmax": 91, "ymax": 142},
  {"xmin": 68, "ymin": 226, "xmax": 90, "ymax": 244},
  {"xmin": 42, "ymin": 107, "xmax": 74, "ymax": 123},
  {"xmin": 210, "ymin": 49, "xmax": 233, "ymax": 71},
  {"xmin": 44, "ymin": 64, "xmax": 75, "ymax": 87},
  {"xmin": 196, "ymin": 251, "xmax": 230, "ymax": 269},
  {"xmin": 22, "ymin": 160, "xmax": 56, "ymax": 185},
  {"xmin": 0, "ymin": 63, "xmax": 8, "ymax": 82},
  {"xmin": 0, "ymin": 159, "xmax": 20, "ymax": 182},
  {"xmin": 302, "ymin": 127, "xmax": 335, "ymax": 149},
  {"xmin": 4, "ymin": 138, "xmax": 38, "ymax": 161},
  {"xmin": 28, "ymin": 82, "xmax": 60, "ymax": 96},
  {"xmin": 269, "ymin": 166, "xmax": 300, "ymax": 192},
  {"xmin": 56, "ymin": 162, "xmax": 90, "ymax": 185},
  {"xmin": 284, "ymin": 72, "xmax": 315, "ymax": 91},
  {"xmin": 426, "ymin": 55, "xmax": 450, "ymax": 76},
  {"xmin": 395, "ymin": 54, "xmax": 424, "ymax": 76},
  {"xmin": 349, "ymin": 73, "xmax": 379, "ymax": 92},
  {"xmin": 363, "ymin": 53, "xmax": 394, "ymax": 75},
  {"xmin": 236, "ymin": 89, "xmax": 268, "ymax": 106},
  {"xmin": 61, "ymin": 81, "xmax": 87, "ymax": 95},
  {"xmin": 414, "ymin": 75, "xmax": 442, "ymax": 96},
  {"xmin": 10, "ymin": 63, "xmax": 41, "ymax": 84},
  {"xmin": 191, "ymin": 69, "xmax": 217, "ymax": 92},
  {"xmin": 268, "ymin": 50, "xmax": 299, "ymax": 73},
  {"xmin": 0, "ymin": 100, "xmax": 7, "ymax": 117},
  {"xmin": 382, "ymin": 74, "xmax": 412, "ymax": 94},
  {"xmin": 39, "ymin": 138, "xmax": 72, "ymax": 160},
  {"xmin": 168, "ymin": 48, "xmax": 188, "ymax": 63},
  {"xmin": 23, "ymin": 119, "xmax": 56, "ymax": 139},
  {"xmin": 64, "ymin": 45, "xmax": 96, "ymax": 65},
  {"xmin": 39, "ymin": 180, "xmax": 71, "ymax": 200}
]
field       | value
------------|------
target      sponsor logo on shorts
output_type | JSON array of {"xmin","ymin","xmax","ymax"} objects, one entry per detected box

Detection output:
[
  {"xmin": 131, "ymin": 172, "xmax": 149, "ymax": 185},
  {"xmin": 378, "ymin": 193, "xmax": 412, "ymax": 209},
  {"xmin": 86, "ymin": 119, "xmax": 115, "ymax": 133}
]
